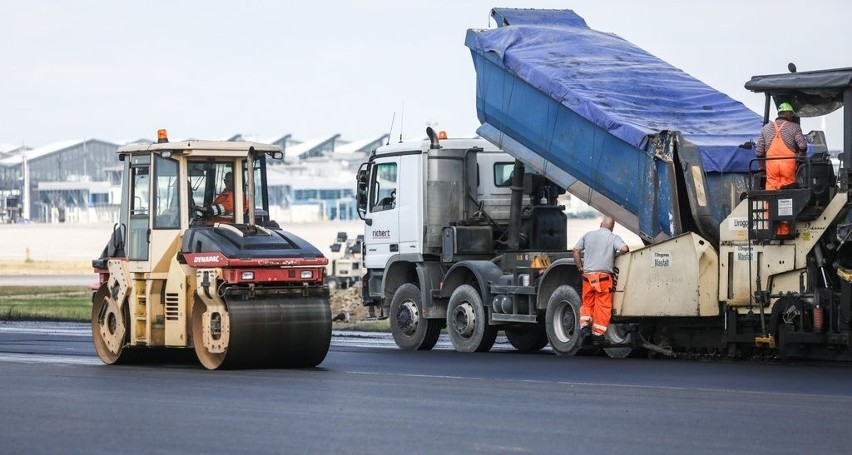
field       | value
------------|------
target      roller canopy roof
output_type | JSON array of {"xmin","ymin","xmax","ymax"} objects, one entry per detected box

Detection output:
[
  {"xmin": 746, "ymin": 67, "xmax": 852, "ymax": 117},
  {"xmin": 746, "ymin": 68, "xmax": 852, "ymax": 91},
  {"xmin": 467, "ymin": 8, "xmax": 764, "ymax": 172}
]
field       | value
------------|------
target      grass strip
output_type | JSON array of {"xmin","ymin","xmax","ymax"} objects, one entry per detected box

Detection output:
[
  {"xmin": 0, "ymin": 286, "xmax": 91, "ymax": 322},
  {"xmin": 0, "ymin": 286, "xmax": 392, "ymax": 332},
  {"xmin": 334, "ymin": 319, "xmax": 391, "ymax": 332}
]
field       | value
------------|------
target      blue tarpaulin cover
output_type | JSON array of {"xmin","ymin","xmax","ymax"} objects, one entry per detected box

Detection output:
[{"xmin": 469, "ymin": 9, "xmax": 763, "ymax": 173}]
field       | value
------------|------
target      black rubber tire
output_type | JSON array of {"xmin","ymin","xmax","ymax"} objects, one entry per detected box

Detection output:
[
  {"xmin": 505, "ymin": 327, "xmax": 549, "ymax": 352},
  {"xmin": 545, "ymin": 285, "xmax": 583, "ymax": 356},
  {"xmin": 389, "ymin": 283, "xmax": 441, "ymax": 351},
  {"xmin": 603, "ymin": 323, "xmax": 634, "ymax": 359},
  {"xmin": 446, "ymin": 284, "xmax": 498, "ymax": 353}
]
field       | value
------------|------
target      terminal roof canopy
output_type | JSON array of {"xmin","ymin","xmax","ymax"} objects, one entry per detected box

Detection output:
[
  {"xmin": 286, "ymin": 135, "xmax": 341, "ymax": 161},
  {"xmin": 0, "ymin": 139, "xmax": 109, "ymax": 166},
  {"xmin": 334, "ymin": 134, "xmax": 390, "ymax": 157}
]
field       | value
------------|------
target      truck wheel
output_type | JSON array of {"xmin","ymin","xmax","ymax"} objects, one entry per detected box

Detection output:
[
  {"xmin": 603, "ymin": 323, "xmax": 634, "ymax": 358},
  {"xmin": 505, "ymin": 327, "xmax": 549, "ymax": 352},
  {"xmin": 545, "ymin": 285, "xmax": 583, "ymax": 356},
  {"xmin": 447, "ymin": 284, "xmax": 497, "ymax": 352},
  {"xmin": 390, "ymin": 283, "xmax": 441, "ymax": 351}
]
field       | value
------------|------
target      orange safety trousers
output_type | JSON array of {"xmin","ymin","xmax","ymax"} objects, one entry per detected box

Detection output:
[{"xmin": 580, "ymin": 272, "xmax": 613, "ymax": 336}]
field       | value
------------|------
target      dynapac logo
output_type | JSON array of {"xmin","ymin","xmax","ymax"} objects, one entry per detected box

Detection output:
[
  {"xmin": 372, "ymin": 229, "xmax": 391, "ymax": 239},
  {"xmin": 194, "ymin": 256, "xmax": 220, "ymax": 263},
  {"xmin": 186, "ymin": 253, "xmax": 226, "ymax": 266}
]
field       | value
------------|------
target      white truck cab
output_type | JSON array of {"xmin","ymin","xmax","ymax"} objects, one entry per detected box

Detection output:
[{"xmin": 359, "ymin": 134, "xmax": 512, "ymax": 271}]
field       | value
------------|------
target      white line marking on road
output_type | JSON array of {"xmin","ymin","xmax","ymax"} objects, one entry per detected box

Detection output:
[
  {"xmin": 0, "ymin": 324, "xmax": 90, "ymax": 337},
  {"xmin": 0, "ymin": 353, "xmax": 102, "ymax": 366}
]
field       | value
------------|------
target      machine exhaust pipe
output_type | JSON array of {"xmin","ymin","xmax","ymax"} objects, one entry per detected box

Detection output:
[
  {"xmin": 426, "ymin": 127, "xmax": 440, "ymax": 149},
  {"xmin": 247, "ymin": 147, "xmax": 256, "ymax": 228}
]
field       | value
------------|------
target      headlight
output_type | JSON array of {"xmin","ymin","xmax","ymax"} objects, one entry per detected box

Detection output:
[
  {"xmin": 241, "ymin": 271, "xmax": 255, "ymax": 281},
  {"xmin": 300, "ymin": 270, "xmax": 313, "ymax": 279}
]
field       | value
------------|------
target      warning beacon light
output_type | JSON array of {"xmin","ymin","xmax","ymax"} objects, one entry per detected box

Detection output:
[{"xmin": 157, "ymin": 129, "xmax": 169, "ymax": 143}]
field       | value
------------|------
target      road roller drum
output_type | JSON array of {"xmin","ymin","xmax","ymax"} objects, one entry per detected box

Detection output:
[{"xmin": 193, "ymin": 289, "xmax": 331, "ymax": 369}]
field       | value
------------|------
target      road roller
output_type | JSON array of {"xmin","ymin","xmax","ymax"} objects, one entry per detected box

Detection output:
[{"xmin": 91, "ymin": 130, "xmax": 331, "ymax": 369}]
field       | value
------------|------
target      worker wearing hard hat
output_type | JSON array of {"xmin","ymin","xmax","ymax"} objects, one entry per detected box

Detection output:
[{"xmin": 755, "ymin": 102, "xmax": 808, "ymax": 190}]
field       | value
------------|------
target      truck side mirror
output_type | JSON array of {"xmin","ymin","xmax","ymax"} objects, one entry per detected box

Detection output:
[{"xmin": 356, "ymin": 165, "xmax": 370, "ymax": 220}]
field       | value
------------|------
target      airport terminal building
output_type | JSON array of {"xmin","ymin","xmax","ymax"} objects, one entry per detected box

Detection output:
[{"xmin": 0, "ymin": 133, "xmax": 387, "ymax": 224}]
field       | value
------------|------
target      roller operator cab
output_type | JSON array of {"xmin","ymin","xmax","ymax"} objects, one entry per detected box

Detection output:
[{"xmin": 91, "ymin": 131, "xmax": 331, "ymax": 369}]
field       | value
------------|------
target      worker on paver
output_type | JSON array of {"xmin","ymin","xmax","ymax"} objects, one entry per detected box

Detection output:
[
  {"xmin": 756, "ymin": 102, "xmax": 808, "ymax": 190},
  {"xmin": 572, "ymin": 216, "xmax": 629, "ymax": 345}
]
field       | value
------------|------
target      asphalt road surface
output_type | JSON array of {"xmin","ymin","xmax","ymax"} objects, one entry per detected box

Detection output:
[{"xmin": 1, "ymin": 322, "xmax": 850, "ymax": 454}]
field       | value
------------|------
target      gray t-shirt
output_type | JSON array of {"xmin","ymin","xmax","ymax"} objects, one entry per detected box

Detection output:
[{"xmin": 574, "ymin": 228, "xmax": 627, "ymax": 273}]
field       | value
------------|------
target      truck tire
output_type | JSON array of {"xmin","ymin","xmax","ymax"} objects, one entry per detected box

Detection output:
[
  {"xmin": 390, "ymin": 283, "xmax": 441, "ymax": 351},
  {"xmin": 447, "ymin": 284, "xmax": 497, "ymax": 353},
  {"xmin": 603, "ymin": 323, "xmax": 634, "ymax": 358},
  {"xmin": 545, "ymin": 285, "xmax": 583, "ymax": 356},
  {"xmin": 505, "ymin": 327, "xmax": 549, "ymax": 352}
]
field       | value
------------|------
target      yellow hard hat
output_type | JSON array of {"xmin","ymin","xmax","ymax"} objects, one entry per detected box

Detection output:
[{"xmin": 778, "ymin": 102, "xmax": 795, "ymax": 114}]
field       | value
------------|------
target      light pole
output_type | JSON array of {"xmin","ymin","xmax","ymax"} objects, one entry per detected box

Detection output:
[{"xmin": 20, "ymin": 145, "xmax": 29, "ymax": 221}]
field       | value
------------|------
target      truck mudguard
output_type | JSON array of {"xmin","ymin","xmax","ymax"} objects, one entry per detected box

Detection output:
[{"xmin": 440, "ymin": 260, "xmax": 505, "ymax": 307}]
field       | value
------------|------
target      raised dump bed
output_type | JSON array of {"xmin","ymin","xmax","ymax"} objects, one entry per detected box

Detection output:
[{"xmin": 466, "ymin": 8, "xmax": 763, "ymax": 245}]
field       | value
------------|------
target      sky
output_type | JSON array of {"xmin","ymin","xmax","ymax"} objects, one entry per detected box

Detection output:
[{"xmin": 2, "ymin": 1, "xmax": 850, "ymax": 149}]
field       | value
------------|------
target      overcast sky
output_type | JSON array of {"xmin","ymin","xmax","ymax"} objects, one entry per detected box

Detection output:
[{"xmin": 2, "ymin": 1, "xmax": 849, "ymax": 149}]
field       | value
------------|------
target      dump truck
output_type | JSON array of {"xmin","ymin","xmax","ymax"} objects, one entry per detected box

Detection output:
[
  {"xmin": 91, "ymin": 130, "xmax": 331, "ymax": 369},
  {"xmin": 357, "ymin": 8, "xmax": 852, "ymax": 360}
]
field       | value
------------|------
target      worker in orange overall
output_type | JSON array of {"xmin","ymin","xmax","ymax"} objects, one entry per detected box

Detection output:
[
  {"xmin": 200, "ymin": 172, "xmax": 246, "ymax": 223},
  {"xmin": 756, "ymin": 102, "xmax": 808, "ymax": 190},
  {"xmin": 755, "ymin": 102, "xmax": 808, "ymax": 235},
  {"xmin": 572, "ymin": 216, "xmax": 629, "ymax": 345}
]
